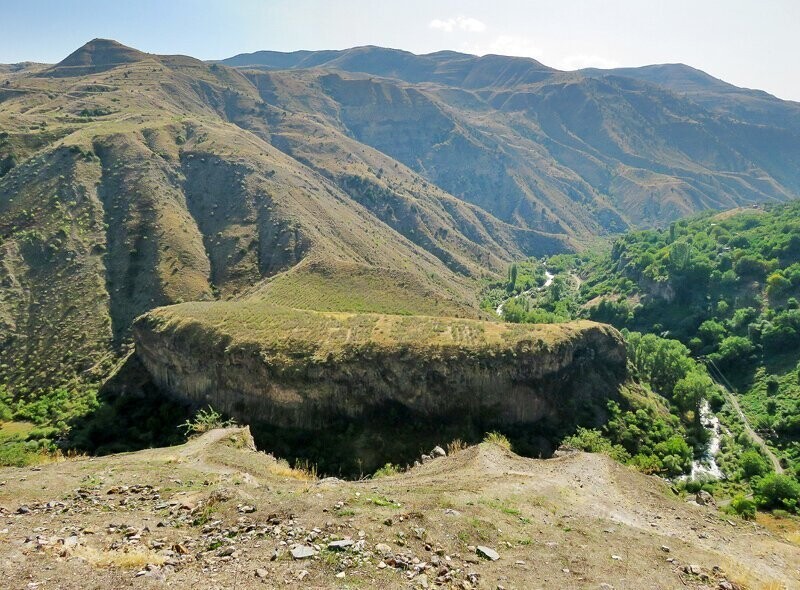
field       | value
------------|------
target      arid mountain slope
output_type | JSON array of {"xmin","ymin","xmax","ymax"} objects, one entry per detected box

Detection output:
[
  {"xmin": 1, "ymin": 40, "xmax": 563, "ymax": 391},
  {"xmin": 225, "ymin": 46, "xmax": 800, "ymax": 231},
  {"xmin": 581, "ymin": 62, "xmax": 800, "ymax": 132},
  {"xmin": 1, "ymin": 427, "xmax": 797, "ymax": 589},
  {"xmin": 3, "ymin": 39, "xmax": 800, "ymax": 395}
]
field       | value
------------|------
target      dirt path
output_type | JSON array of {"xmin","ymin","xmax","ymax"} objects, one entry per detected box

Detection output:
[
  {"xmin": 721, "ymin": 386, "xmax": 784, "ymax": 474},
  {"xmin": 703, "ymin": 359, "xmax": 784, "ymax": 474},
  {"xmin": 495, "ymin": 270, "xmax": 554, "ymax": 316}
]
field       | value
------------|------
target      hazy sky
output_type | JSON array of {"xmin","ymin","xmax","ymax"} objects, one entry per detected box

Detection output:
[{"xmin": 2, "ymin": 0, "xmax": 798, "ymax": 101}]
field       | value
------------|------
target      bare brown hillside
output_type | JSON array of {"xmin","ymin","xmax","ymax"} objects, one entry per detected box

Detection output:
[
  {"xmin": 2, "ymin": 40, "xmax": 553, "ymax": 391},
  {"xmin": 1, "ymin": 428, "xmax": 797, "ymax": 589}
]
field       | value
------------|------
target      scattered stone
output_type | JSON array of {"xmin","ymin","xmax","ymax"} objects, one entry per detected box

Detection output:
[
  {"xmin": 431, "ymin": 446, "xmax": 446, "ymax": 458},
  {"xmin": 291, "ymin": 545, "xmax": 317, "ymax": 560},
  {"xmin": 335, "ymin": 571, "xmax": 346, "ymax": 578},
  {"xmin": 375, "ymin": 543, "xmax": 393, "ymax": 556},
  {"xmin": 327, "ymin": 539, "xmax": 354, "ymax": 551},
  {"xmin": 660, "ymin": 545, "xmax": 670, "ymax": 552},
  {"xmin": 685, "ymin": 564, "xmax": 703, "ymax": 575},
  {"xmin": 695, "ymin": 490, "xmax": 716, "ymax": 507},
  {"xmin": 255, "ymin": 568, "xmax": 268, "ymax": 578},
  {"xmin": 476, "ymin": 546, "xmax": 500, "ymax": 561},
  {"xmin": 611, "ymin": 554, "xmax": 622, "ymax": 561}
]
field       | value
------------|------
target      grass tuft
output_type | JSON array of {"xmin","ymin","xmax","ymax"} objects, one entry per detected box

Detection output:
[
  {"xmin": 483, "ymin": 431, "xmax": 512, "ymax": 451},
  {"xmin": 446, "ymin": 439, "xmax": 468, "ymax": 455}
]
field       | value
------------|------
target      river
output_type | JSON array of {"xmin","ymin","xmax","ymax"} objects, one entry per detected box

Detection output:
[
  {"xmin": 685, "ymin": 399, "xmax": 724, "ymax": 481},
  {"xmin": 496, "ymin": 270, "xmax": 554, "ymax": 317}
]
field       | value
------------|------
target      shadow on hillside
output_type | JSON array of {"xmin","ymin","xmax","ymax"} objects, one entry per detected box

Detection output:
[
  {"xmin": 66, "ymin": 355, "xmax": 193, "ymax": 455},
  {"xmin": 65, "ymin": 355, "xmax": 611, "ymax": 479}
]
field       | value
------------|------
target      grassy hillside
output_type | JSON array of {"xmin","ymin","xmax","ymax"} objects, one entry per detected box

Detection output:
[{"xmin": 138, "ymin": 300, "xmax": 609, "ymax": 357}]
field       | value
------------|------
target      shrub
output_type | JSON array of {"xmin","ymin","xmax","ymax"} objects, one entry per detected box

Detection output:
[
  {"xmin": 179, "ymin": 406, "xmax": 236, "ymax": 436},
  {"xmin": 740, "ymin": 450, "xmax": 770, "ymax": 479},
  {"xmin": 728, "ymin": 494, "xmax": 756, "ymax": 520},
  {"xmin": 753, "ymin": 473, "xmax": 800, "ymax": 512},
  {"xmin": 684, "ymin": 479, "xmax": 703, "ymax": 493},
  {"xmin": 372, "ymin": 463, "xmax": 401, "ymax": 478},
  {"xmin": 562, "ymin": 427, "xmax": 630, "ymax": 462}
]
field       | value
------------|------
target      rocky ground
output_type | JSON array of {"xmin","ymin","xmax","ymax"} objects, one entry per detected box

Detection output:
[{"xmin": 1, "ymin": 428, "xmax": 798, "ymax": 589}]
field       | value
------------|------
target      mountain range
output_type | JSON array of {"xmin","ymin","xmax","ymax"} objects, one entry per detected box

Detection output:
[{"xmin": 1, "ymin": 39, "xmax": 799, "ymax": 392}]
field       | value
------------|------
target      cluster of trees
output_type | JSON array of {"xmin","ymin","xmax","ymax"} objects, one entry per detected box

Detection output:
[
  {"xmin": 547, "ymin": 201, "xmax": 800, "ymax": 506},
  {"xmin": 0, "ymin": 384, "xmax": 99, "ymax": 466},
  {"xmin": 580, "ymin": 202, "xmax": 800, "ymax": 363},
  {"xmin": 564, "ymin": 331, "xmax": 715, "ymax": 478},
  {"xmin": 501, "ymin": 275, "xmax": 577, "ymax": 324},
  {"xmin": 497, "ymin": 202, "xmax": 800, "ymax": 510},
  {"xmin": 479, "ymin": 259, "xmax": 547, "ymax": 311}
]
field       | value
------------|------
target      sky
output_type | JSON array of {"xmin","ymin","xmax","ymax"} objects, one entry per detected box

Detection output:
[{"xmin": 1, "ymin": 0, "xmax": 798, "ymax": 101}]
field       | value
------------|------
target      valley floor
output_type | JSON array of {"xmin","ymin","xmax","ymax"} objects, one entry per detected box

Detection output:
[{"xmin": 1, "ymin": 428, "xmax": 797, "ymax": 589}]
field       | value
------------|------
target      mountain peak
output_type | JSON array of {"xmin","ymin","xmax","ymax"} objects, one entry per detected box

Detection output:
[{"xmin": 55, "ymin": 38, "xmax": 148, "ymax": 69}]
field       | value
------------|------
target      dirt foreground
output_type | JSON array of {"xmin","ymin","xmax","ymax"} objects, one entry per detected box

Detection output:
[{"xmin": 1, "ymin": 428, "xmax": 797, "ymax": 589}]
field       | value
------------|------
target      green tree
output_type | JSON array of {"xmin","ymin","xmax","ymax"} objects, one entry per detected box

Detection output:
[
  {"xmin": 507, "ymin": 263, "xmax": 518, "ymax": 292},
  {"xmin": 712, "ymin": 336, "xmax": 756, "ymax": 370},
  {"xmin": 740, "ymin": 450, "xmax": 769, "ymax": 478},
  {"xmin": 753, "ymin": 473, "xmax": 800, "ymax": 512},
  {"xmin": 672, "ymin": 371, "xmax": 713, "ymax": 415},
  {"xmin": 625, "ymin": 332, "xmax": 694, "ymax": 398}
]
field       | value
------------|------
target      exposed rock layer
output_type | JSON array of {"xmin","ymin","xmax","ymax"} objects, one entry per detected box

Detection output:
[{"xmin": 133, "ymin": 308, "xmax": 626, "ymax": 433}]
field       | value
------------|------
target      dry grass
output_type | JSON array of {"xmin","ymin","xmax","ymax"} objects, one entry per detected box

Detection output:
[
  {"xmin": 141, "ymin": 299, "xmax": 606, "ymax": 369},
  {"xmin": 720, "ymin": 557, "xmax": 789, "ymax": 590},
  {"xmin": 74, "ymin": 546, "xmax": 166, "ymax": 569},
  {"xmin": 446, "ymin": 439, "xmax": 468, "ymax": 455},
  {"xmin": 447, "ymin": 439, "xmax": 469, "ymax": 455},
  {"xmin": 483, "ymin": 431, "xmax": 512, "ymax": 451},
  {"xmin": 267, "ymin": 456, "xmax": 317, "ymax": 481},
  {"xmin": 756, "ymin": 512, "xmax": 800, "ymax": 547}
]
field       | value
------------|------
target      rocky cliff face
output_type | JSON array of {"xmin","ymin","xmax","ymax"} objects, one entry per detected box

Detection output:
[{"xmin": 132, "ymin": 308, "xmax": 626, "ymax": 450}]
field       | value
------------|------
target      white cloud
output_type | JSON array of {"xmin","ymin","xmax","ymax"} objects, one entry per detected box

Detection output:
[
  {"xmin": 558, "ymin": 54, "xmax": 621, "ymax": 71},
  {"xmin": 463, "ymin": 35, "xmax": 544, "ymax": 60},
  {"xmin": 429, "ymin": 16, "xmax": 487, "ymax": 33}
]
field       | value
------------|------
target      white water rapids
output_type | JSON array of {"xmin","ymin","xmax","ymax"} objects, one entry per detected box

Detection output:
[{"xmin": 685, "ymin": 399, "xmax": 724, "ymax": 481}]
